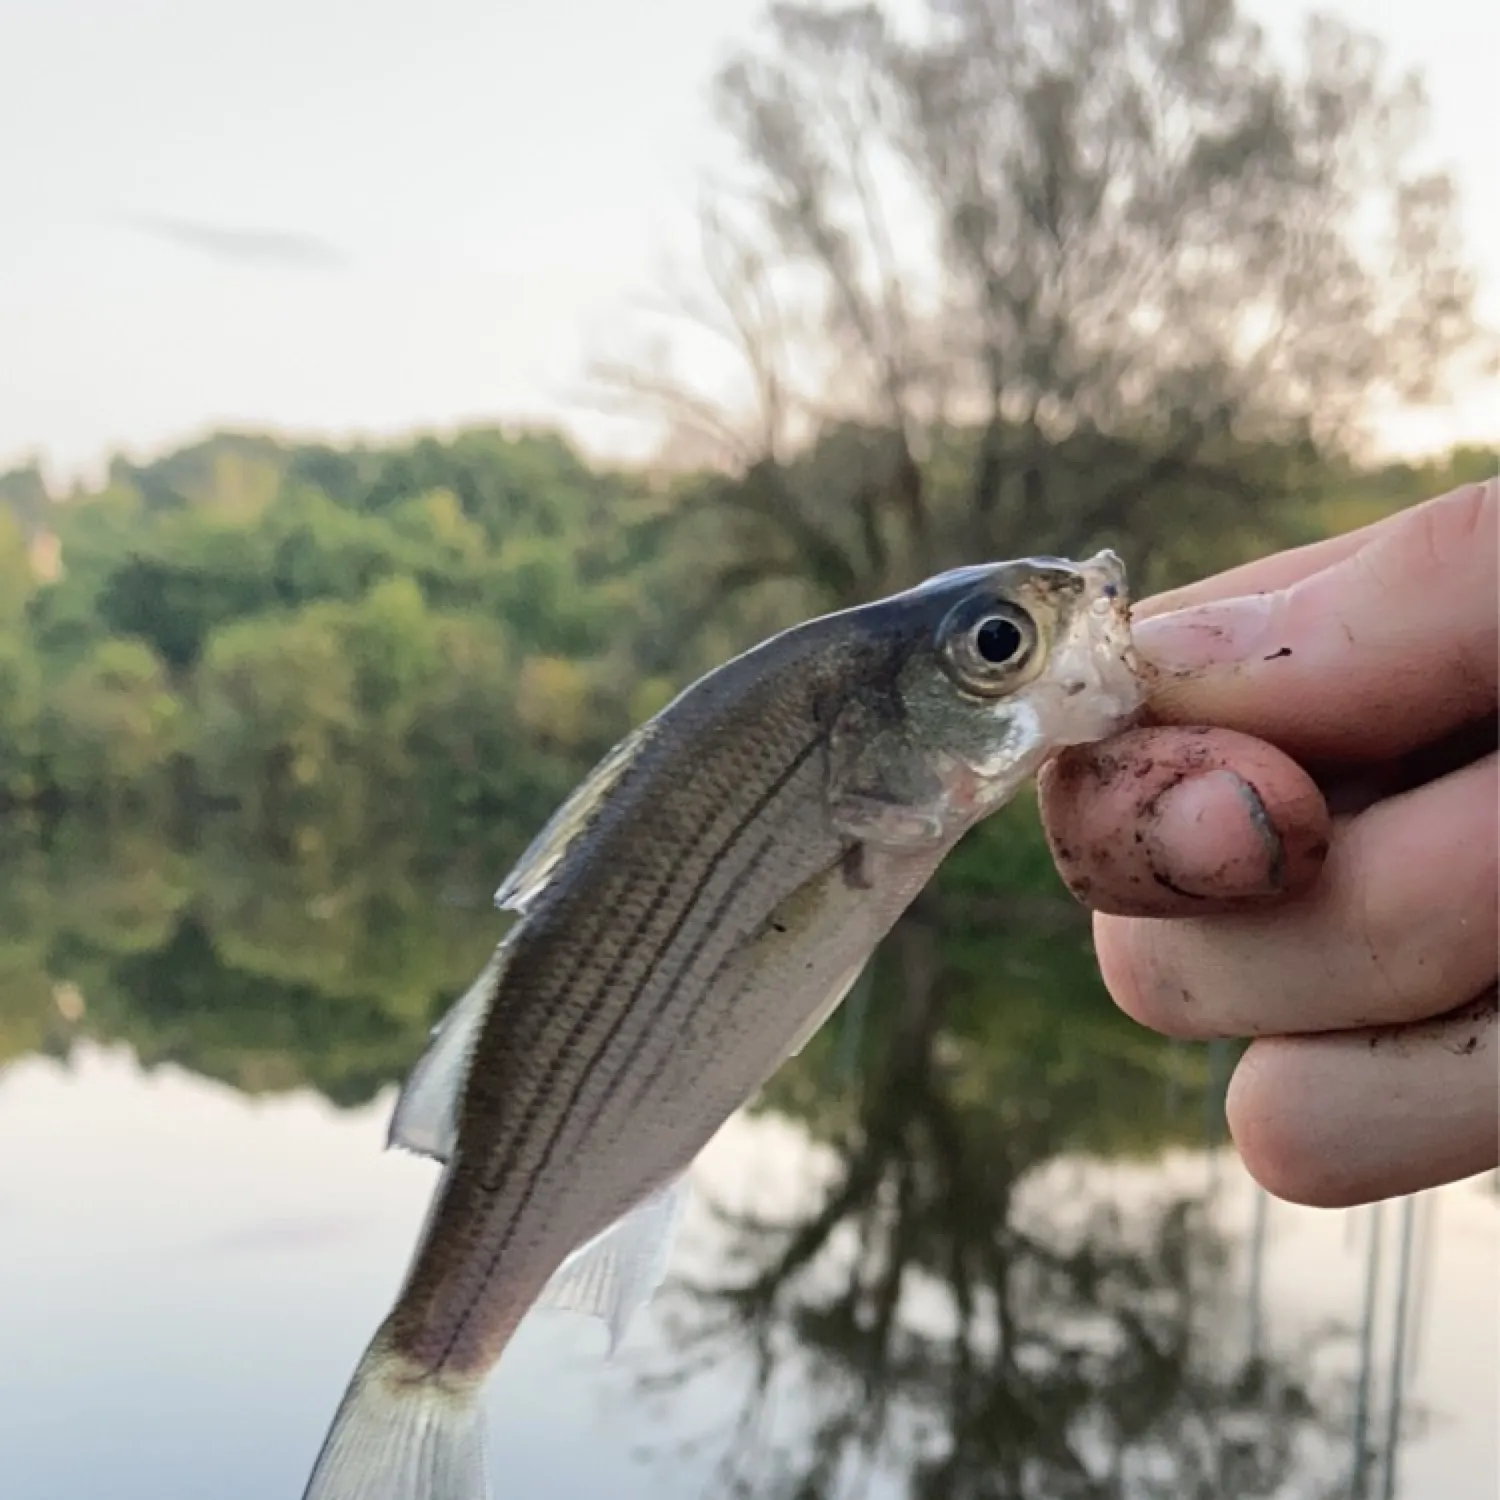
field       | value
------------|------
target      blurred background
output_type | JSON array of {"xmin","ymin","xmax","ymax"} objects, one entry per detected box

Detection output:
[{"xmin": 1, "ymin": 1, "xmax": 1496, "ymax": 1497}]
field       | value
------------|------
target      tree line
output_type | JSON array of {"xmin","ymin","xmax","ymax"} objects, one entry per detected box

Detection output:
[{"xmin": 0, "ymin": 421, "xmax": 1486, "ymax": 857}]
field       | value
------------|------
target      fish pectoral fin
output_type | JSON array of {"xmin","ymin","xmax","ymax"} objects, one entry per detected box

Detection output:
[
  {"xmin": 387, "ymin": 943, "xmax": 507, "ymax": 1163},
  {"xmin": 828, "ymin": 792, "xmax": 950, "ymax": 849},
  {"xmin": 534, "ymin": 1176, "xmax": 689, "ymax": 1356},
  {"xmin": 826, "ymin": 709, "xmax": 953, "ymax": 850}
]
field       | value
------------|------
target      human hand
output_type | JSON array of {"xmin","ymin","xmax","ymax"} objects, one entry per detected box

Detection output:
[{"xmin": 1039, "ymin": 480, "xmax": 1499, "ymax": 1207}]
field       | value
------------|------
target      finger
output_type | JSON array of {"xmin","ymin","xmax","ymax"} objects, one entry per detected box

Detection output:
[
  {"xmin": 1093, "ymin": 752, "xmax": 1499, "ymax": 1039},
  {"xmin": 1132, "ymin": 482, "xmax": 1499, "ymax": 762},
  {"xmin": 1039, "ymin": 727, "xmax": 1330, "ymax": 916},
  {"xmin": 1226, "ymin": 990, "xmax": 1499, "ymax": 1207}
]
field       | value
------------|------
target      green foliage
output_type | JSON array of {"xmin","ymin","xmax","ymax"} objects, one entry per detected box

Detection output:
[
  {"xmin": 95, "ymin": 514, "xmax": 278, "ymax": 670},
  {"xmin": 0, "ymin": 507, "xmax": 37, "ymax": 622},
  {"xmin": 0, "ymin": 632, "xmax": 41, "ymax": 800},
  {"xmin": 1, "ymin": 428, "xmax": 671, "ymax": 838},
  {"xmin": 0, "ymin": 424, "xmax": 1481, "ymax": 839},
  {"xmin": 0, "ymin": 510, "xmax": 42, "ymax": 799},
  {"xmin": 194, "ymin": 603, "xmax": 363, "ymax": 832},
  {"xmin": 38, "ymin": 638, "xmax": 181, "ymax": 803},
  {"xmin": 1298, "ymin": 443, "xmax": 1498, "ymax": 542},
  {"xmin": 0, "ymin": 817, "xmax": 506, "ymax": 1101}
]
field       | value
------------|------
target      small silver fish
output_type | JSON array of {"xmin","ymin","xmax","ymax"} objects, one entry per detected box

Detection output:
[{"xmin": 301, "ymin": 552, "xmax": 1144, "ymax": 1500}]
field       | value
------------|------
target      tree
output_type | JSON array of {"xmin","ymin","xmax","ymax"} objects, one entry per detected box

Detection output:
[
  {"xmin": 0, "ymin": 462, "xmax": 51, "ymax": 535},
  {"xmin": 38, "ymin": 638, "xmax": 181, "ymax": 804},
  {"xmin": 0, "ymin": 634, "xmax": 41, "ymax": 801},
  {"xmin": 599, "ymin": 0, "xmax": 1492, "ymax": 611},
  {"xmin": 336, "ymin": 576, "xmax": 440, "ymax": 785},
  {"xmin": 0, "ymin": 510, "xmax": 42, "ymax": 797},
  {"xmin": 94, "ymin": 513, "xmax": 278, "ymax": 671},
  {"xmin": 192, "ymin": 608, "xmax": 362, "ymax": 834},
  {"xmin": 107, "ymin": 431, "xmax": 288, "ymax": 515}
]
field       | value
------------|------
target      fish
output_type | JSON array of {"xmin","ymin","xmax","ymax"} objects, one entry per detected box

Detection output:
[{"xmin": 299, "ymin": 550, "xmax": 1145, "ymax": 1500}]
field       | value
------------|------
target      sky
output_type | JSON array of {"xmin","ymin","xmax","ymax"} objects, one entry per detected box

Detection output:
[{"xmin": 2, "ymin": 0, "xmax": 1496, "ymax": 485}]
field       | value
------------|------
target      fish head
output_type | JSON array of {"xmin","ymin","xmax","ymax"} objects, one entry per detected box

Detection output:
[{"xmin": 829, "ymin": 551, "xmax": 1146, "ymax": 842}]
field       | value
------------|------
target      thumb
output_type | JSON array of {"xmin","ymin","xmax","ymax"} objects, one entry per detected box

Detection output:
[{"xmin": 1133, "ymin": 481, "xmax": 1498, "ymax": 763}]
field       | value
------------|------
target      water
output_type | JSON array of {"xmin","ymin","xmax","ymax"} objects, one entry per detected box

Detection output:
[{"xmin": 0, "ymin": 821, "xmax": 1494, "ymax": 1500}]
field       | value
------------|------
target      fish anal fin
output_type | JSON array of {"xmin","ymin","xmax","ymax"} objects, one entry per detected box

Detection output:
[{"xmin": 533, "ymin": 1177, "xmax": 689, "ymax": 1355}]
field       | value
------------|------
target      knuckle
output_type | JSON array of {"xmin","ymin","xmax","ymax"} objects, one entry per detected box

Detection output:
[
  {"xmin": 1336, "ymin": 838, "xmax": 1408, "ymax": 1009},
  {"xmin": 1094, "ymin": 916, "xmax": 1204, "ymax": 1039},
  {"xmin": 1227, "ymin": 1043, "xmax": 1350, "ymax": 1206},
  {"xmin": 1333, "ymin": 759, "xmax": 1500, "ymax": 1021}
]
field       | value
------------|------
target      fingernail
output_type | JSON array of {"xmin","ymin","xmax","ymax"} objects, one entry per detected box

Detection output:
[
  {"xmin": 1145, "ymin": 770, "xmax": 1286, "ymax": 900},
  {"xmin": 1133, "ymin": 595, "xmax": 1276, "ymax": 670}
]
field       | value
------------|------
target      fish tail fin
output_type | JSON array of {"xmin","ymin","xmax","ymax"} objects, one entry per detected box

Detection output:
[{"xmin": 301, "ymin": 1327, "xmax": 488, "ymax": 1500}]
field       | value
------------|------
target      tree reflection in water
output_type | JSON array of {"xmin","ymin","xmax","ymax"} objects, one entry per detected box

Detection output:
[
  {"xmin": 636, "ymin": 914, "xmax": 1366, "ymax": 1500},
  {"xmin": 0, "ymin": 823, "xmax": 1456, "ymax": 1497}
]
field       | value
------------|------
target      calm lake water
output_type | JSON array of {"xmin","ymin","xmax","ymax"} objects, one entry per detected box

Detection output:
[{"xmin": 1, "ymin": 821, "xmax": 1494, "ymax": 1500}]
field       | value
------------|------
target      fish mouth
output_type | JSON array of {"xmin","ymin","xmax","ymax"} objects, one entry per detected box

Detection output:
[
  {"xmin": 1077, "ymin": 548, "xmax": 1127, "ymax": 600},
  {"xmin": 1075, "ymin": 549, "xmax": 1147, "ymax": 727}
]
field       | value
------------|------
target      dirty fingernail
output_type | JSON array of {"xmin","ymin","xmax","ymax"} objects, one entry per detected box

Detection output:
[
  {"xmin": 1145, "ymin": 770, "xmax": 1286, "ymax": 900},
  {"xmin": 1133, "ymin": 595, "xmax": 1277, "ymax": 670}
]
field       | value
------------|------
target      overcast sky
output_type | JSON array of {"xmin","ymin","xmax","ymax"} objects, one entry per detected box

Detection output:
[{"xmin": 3, "ymin": 0, "xmax": 1495, "ymax": 484}]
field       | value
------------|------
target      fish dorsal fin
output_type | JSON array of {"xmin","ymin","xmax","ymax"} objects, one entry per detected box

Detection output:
[
  {"xmin": 494, "ymin": 724, "xmax": 653, "ymax": 914},
  {"xmin": 387, "ymin": 943, "xmax": 507, "ymax": 1163},
  {"xmin": 534, "ymin": 1175, "xmax": 689, "ymax": 1355}
]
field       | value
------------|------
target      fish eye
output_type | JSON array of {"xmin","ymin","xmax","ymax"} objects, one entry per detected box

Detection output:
[
  {"xmin": 974, "ymin": 614, "xmax": 1025, "ymax": 665},
  {"xmin": 938, "ymin": 598, "xmax": 1039, "ymax": 695}
]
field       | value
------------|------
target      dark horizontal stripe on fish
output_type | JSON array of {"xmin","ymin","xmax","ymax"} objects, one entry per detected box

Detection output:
[
  {"xmin": 557, "ymin": 828, "xmax": 784, "ymax": 1156},
  {"xmin": 463, "ymin": 739, "xmax": 764, "ymax": 1209},
  {"xmin": 466, "ymin": 759, "xmax": 795, "ymax": 1208},
  {"xmin": 434, "ymin": 726, "xmax": 830, "ymax": 1370},
  {"xmin": 478, "ymin": 732, "xmax": 824, "ymax": 1211},
  {"xmin": 614, "ymin": 854, "xmax": 799, "ymax": 1126}
]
